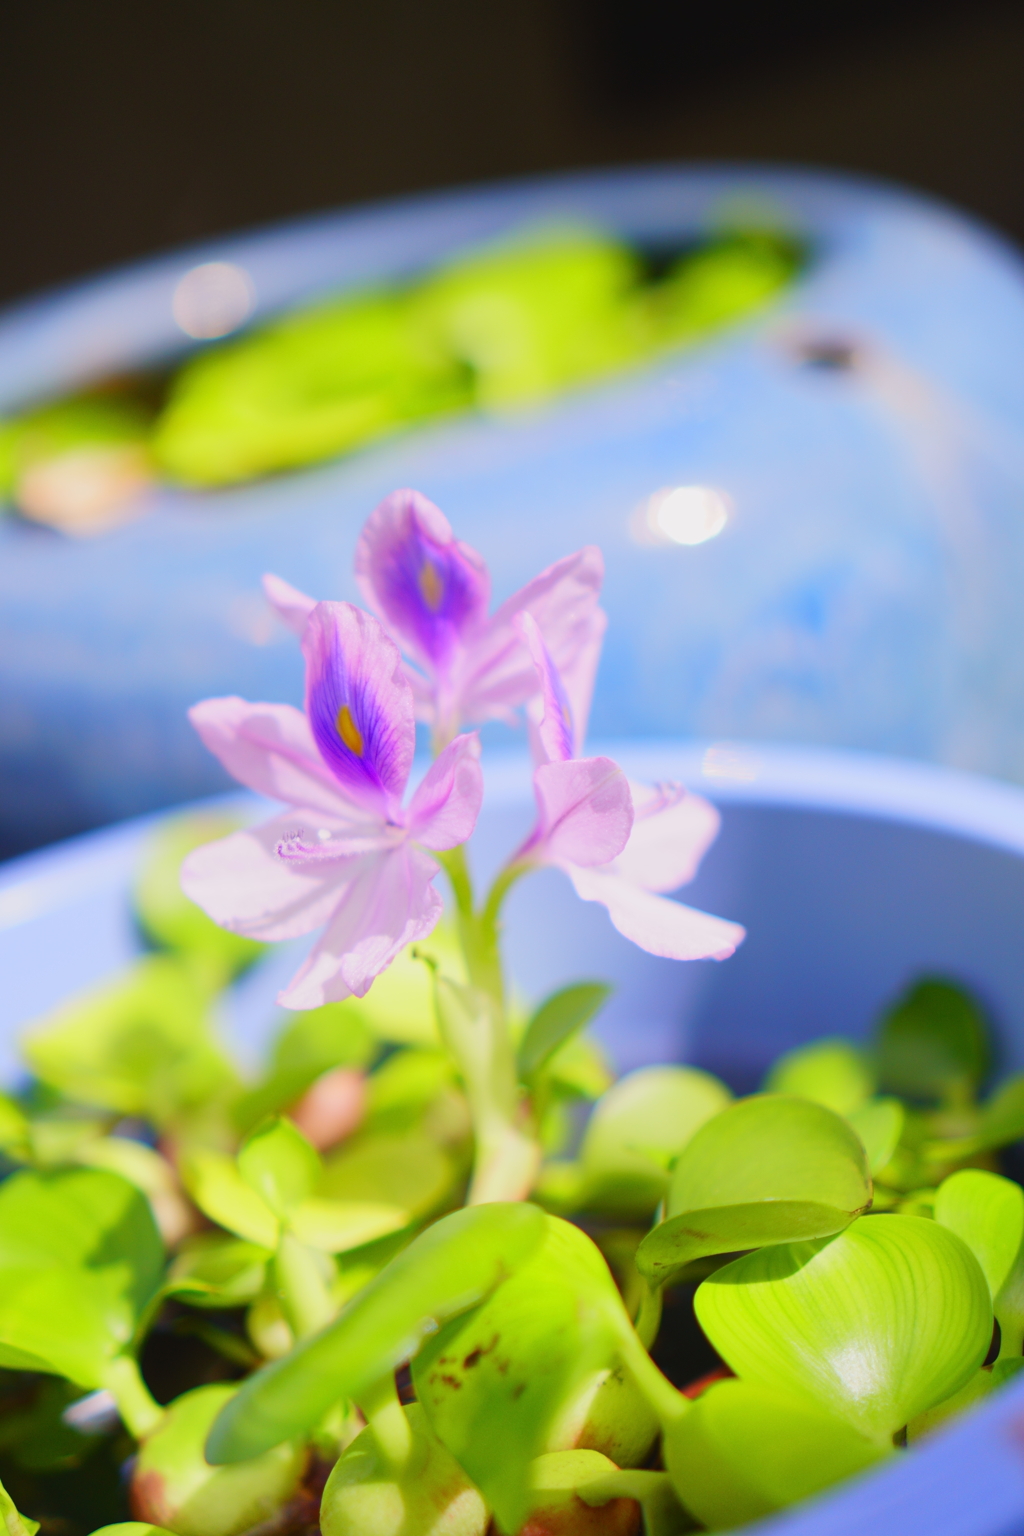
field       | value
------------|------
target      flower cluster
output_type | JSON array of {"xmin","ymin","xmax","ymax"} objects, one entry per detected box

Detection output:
[{"xmin": 183, "ymin": 488, "xmax": 744, "ymax": 1010}]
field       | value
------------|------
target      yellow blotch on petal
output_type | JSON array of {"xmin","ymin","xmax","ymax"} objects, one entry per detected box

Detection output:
[
  {"xmin": 336, "ymin": 705, "xmax": 364, "ymax": 756},
  {"xmin": 418, "ymin": 560, "xmax": 444, "ymax": 612}
]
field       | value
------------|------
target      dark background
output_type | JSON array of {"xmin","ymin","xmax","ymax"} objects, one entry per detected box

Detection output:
[{"xmin": 1, "ymin": 0, "xmax": 1023, "ymax": 308}]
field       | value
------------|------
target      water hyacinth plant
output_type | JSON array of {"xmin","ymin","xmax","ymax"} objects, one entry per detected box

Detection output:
[{"xmin": 1, "ymin": 490, "xmax": 1024, "ymax": 1536}]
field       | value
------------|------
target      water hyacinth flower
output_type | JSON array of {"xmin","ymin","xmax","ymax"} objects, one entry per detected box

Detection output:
[
  {"xmin": 181, "ymin": 601, "xmax": 483, "ymax": 1009},
  {"xmin": 263, "ymin": 487, "xmax": 604, "ymax": 747},
  {"xmin": 514, "ymin": 612, "xmax": 745, "ymax": 962}
]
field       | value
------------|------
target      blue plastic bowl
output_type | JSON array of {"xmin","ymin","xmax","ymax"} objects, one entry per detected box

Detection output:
[
  {"xmin": 4, "ymin": 165, "xmax": 1024, "ymax": 855},
  {"xmin": 1, "ymin": 741, "xmax": 1024, "ymax": 1534}
]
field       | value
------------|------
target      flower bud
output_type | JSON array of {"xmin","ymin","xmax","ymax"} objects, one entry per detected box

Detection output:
[
  {"xmin": 320, "ymin": 1403, "xmax": 487, "ymax": 1536},
  {"xmin": 130, "ymin": 1385, "xmax": 306, "ymax": 1536}
]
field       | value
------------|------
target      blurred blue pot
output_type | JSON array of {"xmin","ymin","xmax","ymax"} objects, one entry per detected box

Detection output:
[
  {"xmin": 1, "ymin": 742, "xmax": 1024, "ymax": 1536},
  {"xmin": 3, "ymin": 166, "xmax": 1024, "ymax": 855}
]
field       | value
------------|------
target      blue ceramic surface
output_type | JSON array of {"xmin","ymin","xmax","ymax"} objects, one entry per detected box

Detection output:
[
  {"xmin": 1, "ymin": 741, "xmax": 1024, "ymax": 1533},
  {"xmin": 4, "ymin": 167, "xmax": 1024, "ymax": 854}
]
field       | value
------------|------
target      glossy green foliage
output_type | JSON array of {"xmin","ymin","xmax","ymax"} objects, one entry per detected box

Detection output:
[
  {"xmin": 0, "ymin": 396, "xmax": 150, "ymax": 498},
  {"xmin": 926, "ymin": 1073, "xmax": 1024, "ymax": 1162},
  {"xmin": 517, "ymin": 983, "xmax": 611, "ymax": 1080},
  {"xmin": 763, "ymin": 1038, "xmax": 874, "ymax": 1115},
  {"xmin": 847, "ymin": 1098, "xmax": 905, "ymax": 1176},
  {"xmin": 22, "ymin": 957, "xmax": 238, "ymax": 1130},
  {"xmin": 90, "ymin": 1527, "xmax": 176, "ymax": 1536},
  {"xmin": 237, "ymin": 1118, "xmax": 320, "ymax": 1218},
  {"xmin": 695, "ymin": 1215, "xmax": 992, "ymax": 1442},
  {"xmin": 13, "ymin": 228, "xmax": 803, "ymax": 498},
  {"xmin": 874, "ymin": 978, "xmax": 989, "ymax": 1105},
  {"xmin": 934, "ymin": 1169, "xmax": 1024, "ymax": 1354},
  {"xmin": 319, "ymin": 1129, "xmax": 456, "ymax": 1222},
  {"xmin": 131, "ymin": 1385, "xmax": 305, "ymax": 1536},
  {"xmin": 544, "ymin": 1065, "xmax": 732, "ymax": 1219},
  {"xmin": 233, "ymin": 1002, "xmax": 376, "ymax": 1132},
  {"xmin": 206, "ymin": 1203, "xmax": 547, "ymax": 1464},
  {"xmin": 0, "ymin": 1168, "xmax": 163, "ymax": 1386},
  {"xmin": 168, "ymin": 1235, "xmax": 269, "ymax": 1310},
  {"xmin": 413, "ymin": 1217, "xmax": 632, "ymax": 1535},
  {"xmin": 153, "ymin": 292, "xmax": 471, "ymax": 487},
  {"xmin": 133, "ymin": 815, "xmax": 264, "ymax": 985},
  {"xmin": 319, "ymin": 1403, "xmax": 488, "ymax": 1536},
  {"xmin": 412, "ymin": 233, "xmax": 642, "ymax": 409},
  {"xmin": 360, "ymin": 1049, "xmax": 460, "ymax": 1137},
  {"xmin": 637, "ymin": 1096, "xmax": 871, "ymax": 1286},
  {"xmin": 0, "ymin": 1472, "xmax": 38, "ymax": 1536},
  {"xmin": 663, "ymin": 1380, "xmax": 885, "ymax": 1529},
  {"xmin": 650, "ymin": 229, "xmax": 803, "ymax": 344},
  {"xmin": 183, "ymin": 1117, "xmax": 410, "ymax": 1255},
  {"xmin": 907, "ymin": 1358, "xmax": 1024, "ymax": 1441}
]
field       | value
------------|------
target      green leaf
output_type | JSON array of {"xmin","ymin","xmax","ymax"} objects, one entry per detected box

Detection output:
[
  {"xmin": 168, "ymin": 1235, "xmax": 269, "ymax": 1309},
  {"xmin": 181, "ymin": 1150, "xmax": 279, "ymax": 1248},
  {"xmin": 636, "ymin": 1096, "xmax": 871, "ymax": 1287},
  {"xmin": 413, "ymin": 1216, "xmax": 630, "ymax": 1535},
  {"xmin": 362, "ymin": 1050, "xmax": 457, "ymax": 1135},
  {"xmin": 23, "ymin": 957, "xmax": 238, "ymax": 1129},
  {"xmin": 663, "ymin": 1379, "xmax": 887, "ymax": 1528},
  {"xmin": 0, "ymin": 1094, "xmax": 30, "ymax": 1162},
  {"xmin": 205, "ymin": 1202, "xmax": 547, "ymax": 1464},
  {"xmin": 934, "ymin": 1169, "xmax": 1024, "ymax": 1355},
  {"xmin": 694, "ymin": 1215, "xmax": 992, "ymax": 1442},
  {"xmin": 233, "ymin": 1003, "xmax": 376, "ymax": 1133},
  {"xmin": 517, "ymin": 983, "xmax": 611, "ymax": 1079},
  {"xmin": 237, "ymin": 1117, "xmax": 320, "ymax": 1218},
  {"xmin": 874, "ymin": 978, "xmax": 989, "ymax": 1105},
  {"xmin": 288, "ymin": 1198, "xmax": 409, "ymax": 1253},
  {"xmin": 134, "ymin": 814, "xmax": 265, "ymax": 984},
  {"xmin": 577, "ymin": 1066, "xmax": 733, "ymax": 1219},
  {"xmin": 905, "ymin": 1363, "xmax": 1023, "ymax": 1443},
  {"xmin": 89, "ymin": 1527, "xmax": 176, "ymax": 1536},
  {"xmin": 764, "ymin": 1038, "xmax": 874, "ymax": 1115},
  {"xmin": 0, "ymin": 1168, "xmax": 164, "ymax": 1386},
  {"xmin": 0, "ymin": 1472, "xmax": 39, "ymax": 1536},
  {"xmin": 847, "ymin": 1098, "xmax": 905, "ymax": 1176},
  {"xmin": 925, "ymin": 1074, "xmax": 1024, "ymax": 1162},
  {"xmin": 318, "ymin": 1403, "xmax": 487, "ymax": 1536},
  {"xmin": 543, "ymin": 1034, "xmax": 613, "ymax": 1103},
  {"xmin": 319, "ymin": 1131, "xmax": 456, "ymax": 1221}
]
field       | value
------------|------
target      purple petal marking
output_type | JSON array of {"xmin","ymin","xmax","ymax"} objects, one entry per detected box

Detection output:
[
  {"xmin": 516, "ymin": 612, "xmax": 574, "ymax": 764},
  {"xmin": 303, "ymin": 601, "xmax": 415, "ymax": 815},
  {"xmin": 187, "ymin": 698, "xmax": 346, "ymax": 819},
  {"xmin": 355, "ymin": 489, "xmax": 490, "ymax": 673},
  {"xmin": 566, "ymin": 866, "xmax": 745, "ymax": 961},
  {"xmin": 458, "ymin": 546, "xmax": 605, "ymax": 724},
  {"xmin": 406, "ymin": 732, "xmax": 484, "ymax": 850},
  {"xmin": 277, "ymin": 844, "xmax": 444, "ymax": 1008},
  {"xmin": 613, "ymin": 786, "xmax": 721, "ymax": 893},
  {"xmin": 530, "ymin": 756, "xmax": 634, "ymax": 867},
  {"xmin": 181, "ymin": 813, "xmax": 357, "ymax": 941},
  {"xmin": 263, "ymin": 573, "xmax": 317, "ymax": 638}
]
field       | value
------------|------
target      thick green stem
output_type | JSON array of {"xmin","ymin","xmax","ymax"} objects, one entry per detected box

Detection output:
[
  {"xmin": 578, "ymin": 1469, "xmax": 688, "ymax": 1536},
  {"xmin": 274, "ymin": 1233, "xmax": 335, "ymax": 1340},
  {"xmin": 614, "ymin": 1320, "xmax": 689, "ymax": 1430},
  {"xmin": 634, "ymin": 1278, "xmax": 664, "ymax": 1351},
  {"xmin": 360, "ymin": 1375, "xmax": 416, "ymax": 1472},
  {"xmin": 103, "ymin": 1353, "xmax": 164, "ymax": 1440}
]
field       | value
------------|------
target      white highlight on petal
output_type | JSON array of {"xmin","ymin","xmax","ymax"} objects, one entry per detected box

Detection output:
[
  {"xmin": 631, "ymin": 485, "xmax": 730, "ymax": 547},
  {"xmin": 173, "ymin": 261, "xmax": 255, "ymax": 339}
]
